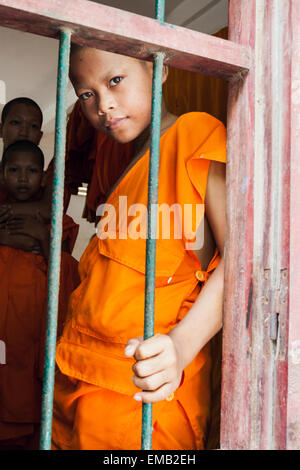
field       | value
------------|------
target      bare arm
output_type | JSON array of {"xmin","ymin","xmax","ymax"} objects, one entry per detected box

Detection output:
[
  {"xmin": 9, "ymin": 185, "xmax": 52, "ymax": 223},
  {"xmin": 0, "ymin": 230, "xmax": 41, "ymax": 253},
  {"xmin": 0, "ymin": 205, "xmax": 40, "ymax": 252},
  {"xmin": 168, "ymin": 161, "xmax": 226, "ymax": 366},
  {"xmin": 6, "ymin": 214, "xmax": 50, "ymax": 259},
  {"xmin": 126, "ymin": 161, "xmax": 226, "ymax": 402}
]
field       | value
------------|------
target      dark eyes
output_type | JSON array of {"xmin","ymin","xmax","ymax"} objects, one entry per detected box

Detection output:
[
  {"xmin": 78, "ymin": 76, "xmax": 123, "ymax": 101},
  {"xmin": 8, "ymin": 167, "xmax": 39, "ymax": 173},
  {"xmin": 8, "ymin": 120, "xmax": 39, "ymax": 129},
  {"xmin": 79, "ymin": 92, "xmax": 93, "ymax": 101},
  {"xmin": 109, "ymin": 76, "xmax": 123, "ymax": 87}
]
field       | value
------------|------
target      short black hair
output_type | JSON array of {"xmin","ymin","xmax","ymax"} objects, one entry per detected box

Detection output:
[
  {"xmin": 1, "ymin": 97, "xmax": 43, "ymax": 126},
  {"xmin": 69, "ymin": 43, "xmax": 149, "ymax": 70},
  {"xmin": 2, "ymin": 140, "xmax": 44, "ymax": 170},
  {"xmin": 70, "ymin": 43, "xmax": 83, "ymax": 57}
]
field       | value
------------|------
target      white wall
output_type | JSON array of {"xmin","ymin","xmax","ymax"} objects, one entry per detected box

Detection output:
[
  {"xmin": 66, "ymin": 195, "xmax": 96, "ymax": 261},
  {"xmin": 38, "ymin": 132, "xmax": 95, "ymax": 261}
]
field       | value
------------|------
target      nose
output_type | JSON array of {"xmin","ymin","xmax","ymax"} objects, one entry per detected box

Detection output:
[
  {"xmin": 18, "ymin": 169, "xmax": 28, "ymax": 183},
  {"xmin": 97, "ymin": 91, "xmax": 115, "ymax": 115},
  {"xmin": 19, "ymin": 122, "xmax": 29, "ymax": 137}
]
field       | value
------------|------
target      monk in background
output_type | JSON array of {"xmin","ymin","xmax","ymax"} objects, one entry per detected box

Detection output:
[
  {"xmin": 0, "ymin": 138, "xmax": 80, "ymax": 450},
  {"xmin": 0, "ymin": 97, "xmax": 78, "ymax": 249}
]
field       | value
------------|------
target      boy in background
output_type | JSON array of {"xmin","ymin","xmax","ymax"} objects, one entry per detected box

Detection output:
[
  {"xmin": 0, "ymin": 97, "xmax": 78, "ymax": 250},
  {"xmin": 0, "ymin": 140, "xmax": 79, "ymax": 450}
]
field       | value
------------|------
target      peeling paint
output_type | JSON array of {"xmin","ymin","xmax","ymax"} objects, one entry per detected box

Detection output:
[
  {"xmin": 289, "ymin": 340, "xmax": 300, "ymax": 364},
  {"xmin": 241, "ymin": 176, "xmax": 249, "ymax": 194},
  {"xmin": 0, "ymin": 0, "xmax": 251, "ymax": 80}
]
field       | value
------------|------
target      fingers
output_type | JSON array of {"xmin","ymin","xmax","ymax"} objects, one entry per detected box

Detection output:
[
  {"xmin": 31, "ymin": 244, "xmax": 41, "ymax": 255},
  {"xmin": 132, "ymin": 351, "xmax": 173, "ymax": 379},
  {"xmin": 132, "ymin": 334, "xmax": 173, "ymax": 361},
  {"xmin": 5, "ymin": 214, "xmax": 29, "ymax": 230},
  {"xmin": 0, "ymin": 205, "xmax": 11, "ymax": 214},
  {"xmin": 133, "ymin": 383, "xmax": 174, "ymax": 404},
  {"xmin": 6, "ymin": 219, "xmax": 24, "ymax": 227},
  {"xmin": 5, "ymin": 218, "xmax": 25, "ymax": 231},
  {"xmin": 0, "ymin": 205, "xmax": 12, "ymax": 223},
  {"xmin": 125, "ymin": 334, "xmax": 182, "ymax": 403},
  {"xmin": 124, "ymin": 336, "xmax": 143, "ymax": 357},
  {"xmin": 132, "ymin": 369, "xmax": 168, "ymax": 391},
  {"xmin": 127, "ymin": 334, "xmax": 181, "ymax": 403},
  {"xmin": 132, "ymin": 353, "xmax": 178, "ymax": 401}
]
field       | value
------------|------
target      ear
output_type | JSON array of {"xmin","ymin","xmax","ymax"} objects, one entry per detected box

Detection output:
[
  {"xmin": 37, "ymin": 130, "xmax": 43, "ymax": 145},
  {"xmin": 162, "ymin": 65, "xmax": 169, "ymax": 85},
  {"xmin": 40, "ymin": 171, "xmax": 48, "ymax": 188}
]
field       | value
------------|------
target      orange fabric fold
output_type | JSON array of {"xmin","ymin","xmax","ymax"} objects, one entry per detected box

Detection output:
[
  {"xmin": 53, "ymin": 113, "xmax": 226, "ymax": 450},
  {"xmin": 0, "ymin": 194, "xmax": 80, "ymax": 446},
  {"xmin": 0, "ymin": 246, "xmax": 80, "ymax": 444},
  {"xmin": 60, "ymin": 214, "xmax": 79, "ymax": 254}
]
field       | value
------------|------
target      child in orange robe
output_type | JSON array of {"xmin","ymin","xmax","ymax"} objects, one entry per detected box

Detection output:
[
  {"xmin": 52, "ymin": 46, "xmax": 226, "ymax": 450},
  {"xmin": 0, "ymin": 140, "xmax": 80, "ymax": 450}
]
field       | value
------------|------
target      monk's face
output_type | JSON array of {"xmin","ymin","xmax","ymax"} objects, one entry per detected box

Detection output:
[
  {"xmin": 0, "ymin": 103, "xmax": 43, "ymax": 151},
  {"xmin": 3, "ymin": 151, "xmax": 44, "ymax": 201},
  {"xmin": 70, "ymin": 48, "xmax": 156, "ymax": 144}
]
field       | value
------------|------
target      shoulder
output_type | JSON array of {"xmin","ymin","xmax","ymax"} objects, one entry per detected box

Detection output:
[
  {"xmin": 174, "ymin": 112, "xmax": 225, "ymax": 134},
  {"xmin": 168, "ymin": 112, "xmax": 226, "ymax": 158},
  {"xmin": 163, "ymin": 112, "xmax": 226, "ymax": 168}
]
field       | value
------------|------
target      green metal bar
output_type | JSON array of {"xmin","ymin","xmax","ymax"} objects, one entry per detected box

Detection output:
[
  {"xmin": 141, "ymin": 49, "xmax": 164, "ymax": 452},
  {"xmin": 141, "ymin": 0, "xmax": 166, "ymax": 451},
  {"xmin": 39, "ymin": 28, "xmax": 71, "ymax": 450},
  {"xmin": 155, "ymin": 0, "xmax": 165, "ymax": 22}
]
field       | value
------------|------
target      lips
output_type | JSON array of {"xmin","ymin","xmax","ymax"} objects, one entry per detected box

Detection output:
[
  {"xmin": 17, "ymin": 187, "xmax": 30, "ymax": 192},
  {"xmin": 105, "ymin": 117, "xmax": 127, "ymax": 130}
]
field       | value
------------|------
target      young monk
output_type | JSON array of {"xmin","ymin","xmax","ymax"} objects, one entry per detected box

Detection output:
[
  {"xmin": 52, "ymin": 45, "xmax": 226, "ymax": 450},
  {"xmin": 0, "ymin": 97, "xmax": 46, "ymax": 224},
  {"xmin": 0, "ymin": 140, "xmax": 80, "ymax": 450},
  {"xmin": 0, "ymin": 97, "xmax": 79, "ymax": 253}
]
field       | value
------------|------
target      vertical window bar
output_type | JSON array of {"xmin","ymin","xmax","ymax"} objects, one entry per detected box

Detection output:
[
  {"xmin": 141, "ymin": 0, "xmax": 165, "ymax": 451},
  {"xmin": 40, "ymin": 28, "xmax": 71, "ymax": 450},
  {"xmin": 156, "ymin": 0, "xmax": 166, "ymax": 22}
]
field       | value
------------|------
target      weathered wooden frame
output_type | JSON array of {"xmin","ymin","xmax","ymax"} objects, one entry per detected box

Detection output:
[
  {"xmin": 222, "ymin": 0, "xmax": 298, "ymax": 450},
  {"xmin": 0, "ymin": 0, "xmax": 299, "ymax": 450},
  {"xmin": 0, "ymin": 0, "xmax": 249, "ymax": 78},
  {"xmin": 287, "ymin": 0, "xmax": 300, "ymax": 451}
]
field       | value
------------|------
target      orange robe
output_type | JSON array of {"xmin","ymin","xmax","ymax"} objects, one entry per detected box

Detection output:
[
  {"xmin": 0, "ymin": 211, "xmax": 80, "ymax": 449},
  {"xmin": 52, "ymin": 112, "xmax": 226, "ymax": 450}
]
